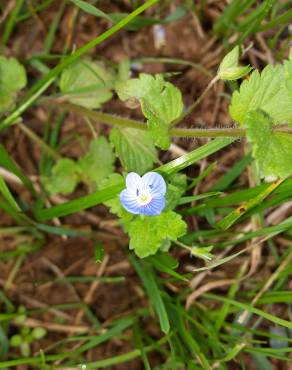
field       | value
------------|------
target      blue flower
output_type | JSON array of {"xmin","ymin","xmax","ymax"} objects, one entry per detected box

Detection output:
[{"xmin": 120, "ymin": 172, "xmax": 166, "ymax": 216}]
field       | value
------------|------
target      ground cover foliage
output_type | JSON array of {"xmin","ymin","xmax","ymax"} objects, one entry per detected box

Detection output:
[{"xmin": 0, "ymin": 0, "xmax": 291, "ymax": 369}]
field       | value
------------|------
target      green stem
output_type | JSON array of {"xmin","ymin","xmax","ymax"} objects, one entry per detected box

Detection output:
[
  {"xmin": 173, "ymin": 75, "xmax": 220, "ymax": 125},
  {"xmin": 172, "ymin": 127, "xmax": 246, "ymax": 137},
  {"xmin": 44, "ymin": 101, "xmax": 292, "ymax": 138},
  {"xmin": 1, "ymin": 78, "xmax": 55, "ymax": 131},
  {"xmin": 134, "ymin": 57, "xmax": 212, "ymax": 77}
]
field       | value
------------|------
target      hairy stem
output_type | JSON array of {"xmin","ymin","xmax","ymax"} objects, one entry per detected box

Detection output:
[{"xmin": 44, "ymin": 101, "xmax": 292, "ymax": 138}]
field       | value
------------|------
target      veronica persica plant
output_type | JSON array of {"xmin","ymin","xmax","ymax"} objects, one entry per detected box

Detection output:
[{"xmin": 120, "ymin": 172, "xmax": 166, "ymax": 215}]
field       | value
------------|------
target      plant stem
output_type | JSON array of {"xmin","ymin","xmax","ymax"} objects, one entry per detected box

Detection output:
[
  {"xmin": 43, "ymin": 101, "xmax": 292, "ymax": 138},
  {"xmin": 172, "ymin": 75, "xmax": 220, "ymax": 125},
  {"xmin": 134, "ymin": 57, "xmax": 212, "ymax": 77}
]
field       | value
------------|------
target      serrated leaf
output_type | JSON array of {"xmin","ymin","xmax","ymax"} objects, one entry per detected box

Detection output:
[
  {"xmin": 43, "ymin": 159, "xmax": 80, "ymax": 195},
  {"xmin": 165, "ymin": 173, "xmax": 187, "ymax": 210},
  {"xmin": 0, "ymin": 56, "xmax": 27, "ymax": 113},
  {"xmin": 110, "ymin": 127, "xmax": 158, "ymax": 174},
  {"xmin": 115, "ymin": 73, "xmax": 164, "ymax": 101},
  {"xmin": 141, "ymin": 80, "xmax": 183, "ymax": 149},
  {"xmin": 78, "ymin": 136, "xmax": 115, "ymax": 185},
  {"xmin": 245, "ymin": 110, "xmax": 292, "ymax": 180},
  {"xmin": 128, "ymin": 211, "xmax": 187, "ymax": 258},
  {"xmin": 230, "ymin": 63, "xmax": 292, "ymax": 125},
  {"xmin": 115, "ymin": 74, "xmax": 183, "ymax": 150},
  {"xmin": 99, "ymin": 173, "xmax": 134, "ymax": 228},
  {"xmin": 59, "ymin": 59, "xmax": 114, "ymax": 109},
  {"xmin": 284, "ymin": 56, "xmax": 292, "ymax": 103}
]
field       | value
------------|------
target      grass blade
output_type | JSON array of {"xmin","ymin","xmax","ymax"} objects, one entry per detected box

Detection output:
[
  {"xmin": 0, "ymin": 144, "xmax": 35, "ymax": 193},
  {"xmin": 70, "ymin": 0, "xmax": 114, "ymax": 22},
  {"xmin": 35, "ymin": 138, "xmax": 233, "ymax": 221},
  {"xmin": 204, "ymin": 293, "xmax": 292, "ymax": 329},
  {"xmin": 216, "ymin": 179, "xmax": 283, "ymax": 230},
  {"xmin": 130, "ymin": 255, "xmax": 170, "ymax": 334},
  {"xmin": 159, "ymin": 138, "xmax": 234, "ymax": 175},
  {"xmin": 0, "ymin": 0, "xmax": 158, "ymax": 130}
]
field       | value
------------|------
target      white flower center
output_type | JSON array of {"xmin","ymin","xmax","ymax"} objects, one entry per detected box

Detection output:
[{"xmin": 137, "ymin": 192, "xmax": 152, "ymax": 205}]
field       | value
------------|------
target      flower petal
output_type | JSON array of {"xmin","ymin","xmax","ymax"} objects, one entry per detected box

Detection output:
[
  {"xmin": 120, "ymin": 189, "xmax": 140, "ymax": 214},
  {"xmin": 142, "ymin": 172, "xmax": 166, "ymax": 195},
  {"xmin": 125, "ymin": 172, "xmax": 143, "ymax": 193},
  {"xmin": 141, "ymin": 193, "xmax": 165, "ymax": 216}
]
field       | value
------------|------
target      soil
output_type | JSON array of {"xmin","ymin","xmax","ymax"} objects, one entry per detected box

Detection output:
[{"xmin": 0, "ymin": 1, "xmax": 291, "ymax": 369}]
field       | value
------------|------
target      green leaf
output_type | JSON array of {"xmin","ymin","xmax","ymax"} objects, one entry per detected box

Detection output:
[
  {"xmin": 0, "ymin": 56, "xmax": 27, "ymax": 113},
  {"xmin": 31, "ymin": 327, "xmax": 47, "ymax": 340},
  {"xmin": 115, "ymin": 73, "xmax": 163, "ymax": 101},
  {"xmin": 99, "ymin": 174, "xmax": 134, "ymax": 228},
  {"xmin": 147, "ymin": 253, "xmax": 187, "ymax": 281},
  {"xmin": 0, "ymin": 144, "xmax": 35, "ymax": 194},
  {"xmin": 20, "ymin": 342, "xmax": 30, "ymax": 357},
  {"xmin": 110, "ymin": 127, "xmax": 158, "ymax": 174},
  {"xmin": 284, "ymin": 54, "xmax": 292, "ymax": 102},
  {"xmin": 230, "ymin": 63, "xmax": 292, "ymax": 125},
  {"xmin": 10, "ymin": 334, "xmax": 22, "ymax": 347},
  {"xmin": 128, "ymin": 211, "xmax": 187, "ymax": 258},
  {"xmin": 94, "ymin": 243, "xmax": 105, "ymax": 263},
  {"xmin": 0, "ymin": 0, "xmax": 157, "ymax": 131},
  {"xmin": 219, "ymin": 66, "xmax": 252, "ymax": 81},
  {"xmin": 116, "ymin": 74, "xmax": 183, "ymax": 149},
  {"xmin": 42, "ymin": 159, "xmax": 79, "ymax": 195},
  {"xmin": 59, "ymin": 59, "xmax": 114, "ymax": 109},
  {"xmin": 78, "ymin": 136, "xmax": 115, "ymax": 185},
  {"xmin": 205, "ymin": 293, "xmax": 292, "ymax": 329},
  {"xmin": 118, "ymin": 59, "xmax": 130, "ymax": 81},
  {"xmin": 218, "ymin": 46, "xmax": 252, "ymax": 80},
  {"xmin": 245, "ymin": 110, "xmax": 292, "ymax": 180},
  {"xmin": 35, "ymin": 138, "xmax": 232, "ymax": 221},
  {"xmin": 69, "ymin": 0, "xmax": 113, "ymax": 22},
  {"xmin": 0, "ymin": 176, "xmax": 20, "ymax": 211},
  {"xmin": 165, "ymin": 173, "xmax": 187, "ymax": 210},
  {"xmin": 219, "ymin": 46, "xmax": 240, "ymax": 70},
  {"xmin": 129, "ymin": 256, "xmax": 170, "ymax": 334},
  {"xmin": 141, "ymin": 79, "xmax": 183, "ymax": 149}
]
